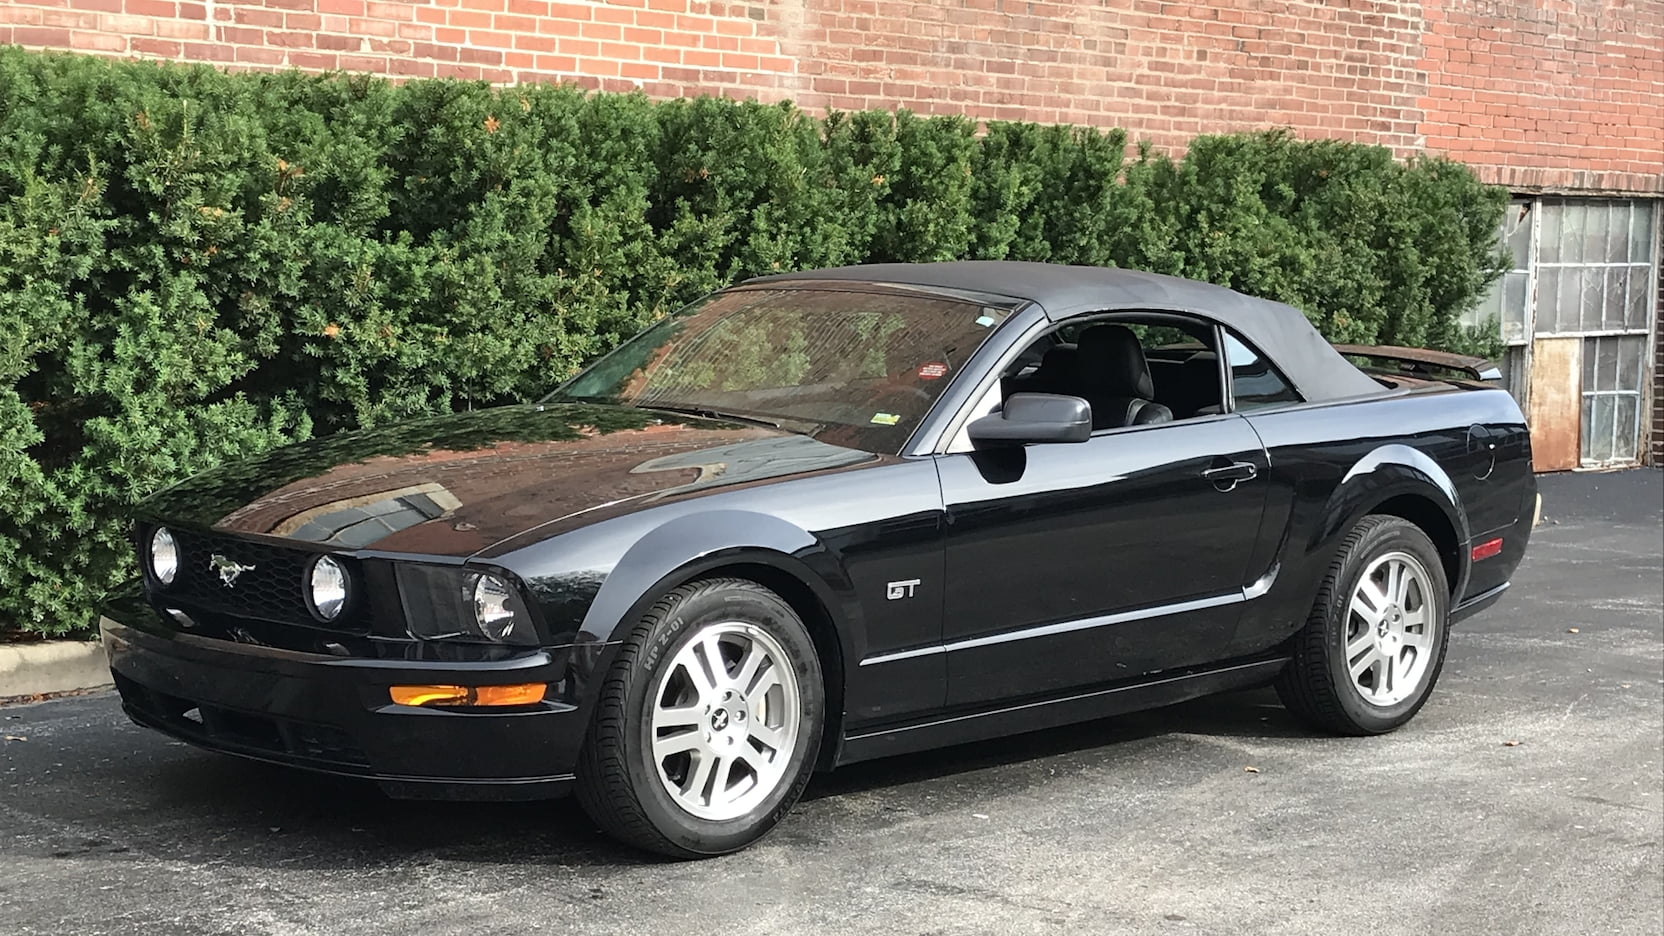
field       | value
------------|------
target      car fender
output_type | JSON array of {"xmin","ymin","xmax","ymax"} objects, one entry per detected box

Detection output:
[
  {"xmin": 570, "ymin": 509, "xmax": 860, "ymax": 708},
  {"xmin": 1310, "ymin": 443, "xmax": 1472, "ymax": 599}
]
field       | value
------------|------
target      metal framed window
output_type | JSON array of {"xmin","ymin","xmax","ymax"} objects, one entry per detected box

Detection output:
[{"xmin": 1470, "ymin": 197, "xmax": 1660, "ymax": 468}]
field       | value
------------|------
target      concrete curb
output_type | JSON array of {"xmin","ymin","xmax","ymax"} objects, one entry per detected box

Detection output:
[{"xmin": 0, "ymin": 639, "xmax": 111, "ymax": 698}]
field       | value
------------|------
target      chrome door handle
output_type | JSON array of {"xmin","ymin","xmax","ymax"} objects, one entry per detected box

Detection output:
[
  {"xmin": 1203, "ymin": 462, "xmax": 1258, "ymax": 491},
  {"xmin": 1202, "ymin": 462, "xmax": 1258, "ymax": 483}
]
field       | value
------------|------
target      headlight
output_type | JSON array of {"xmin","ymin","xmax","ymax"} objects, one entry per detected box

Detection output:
[
  {"xmin": 471, "ymin": 573, "xmax": 519, "ymax": 642},
  {"xmin": 394, "ymin": 564, "xmax": 537, "ymax": 646},
  {"xmin": 308, "ymin": 555, "xmax": 349, "ymax": 621},
  {"xmin": 149, "ymin": 527, "xmax": 178, "ymax": 586}
]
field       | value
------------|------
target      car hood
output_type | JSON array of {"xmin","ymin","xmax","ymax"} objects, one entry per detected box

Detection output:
[{"xmin": 139, "ymin": 403, "xmax": 879, "ymax": 557}]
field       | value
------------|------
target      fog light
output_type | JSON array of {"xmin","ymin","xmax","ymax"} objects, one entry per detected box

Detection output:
[
  {"xmin": 150, "ymin": 527, "xmax": 178, "ymax": 585},
  {"xmin": 389, "ymin": 684, "xmax": 546, "ymax": 707},
  {"xmin": 309, "ymin": 555, "xmax": 349, "ymax": 620}
]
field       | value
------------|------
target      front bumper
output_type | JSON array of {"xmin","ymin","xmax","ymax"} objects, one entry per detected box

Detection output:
[{"xmin": 101, "ymin": 599, "xmax": 602, "ymax": 801}]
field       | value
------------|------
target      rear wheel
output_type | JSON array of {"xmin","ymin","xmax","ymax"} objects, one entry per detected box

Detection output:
[
  {"xmin": 1276, "ymin": 515, "xmax": 1451, "ymax": 735},
  {"xmin": 575, "ymin": 578, "xmax": 824, "ymax": 858}
]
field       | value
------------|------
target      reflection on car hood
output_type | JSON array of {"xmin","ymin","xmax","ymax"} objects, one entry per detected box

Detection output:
[{"xmin": 138, "ymin": 403, "xmax": 877, "ymax": 557}]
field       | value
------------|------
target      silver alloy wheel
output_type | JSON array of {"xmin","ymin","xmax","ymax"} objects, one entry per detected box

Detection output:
[
  {"xmin": 649, "ymin": 621, "xmax": 802, "ymax": 821},
  {"xmin": 1345, "ymin": 550, "xmax": 1438, "ymax": 707}
]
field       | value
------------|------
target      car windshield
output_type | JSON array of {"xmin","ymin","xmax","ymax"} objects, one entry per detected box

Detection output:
[{"xmin": 547, "ymin": 287, "xmax": 1013, "ymax": 453}]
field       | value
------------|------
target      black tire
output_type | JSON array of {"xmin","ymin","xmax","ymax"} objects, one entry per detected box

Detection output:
[
  {"xmin": 1275, "ymin": 514, "xmax": 1452, "ymax": 736},
  {"xmin": 574, "ymin": 577, "xmax": 824, "ymax": 858}
]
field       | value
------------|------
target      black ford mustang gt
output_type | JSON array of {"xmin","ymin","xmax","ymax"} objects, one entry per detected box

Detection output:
[{"xmin": 101, "ymin": 262, "xmax": 1537, "ymax": 857}]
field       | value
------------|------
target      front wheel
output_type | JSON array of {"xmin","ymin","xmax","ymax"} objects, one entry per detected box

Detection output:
[
  {"xmin": 1276, "ymin": 515, "xmax": 1451, "ymax": 735},
  {"xmin": 575, "ymin": 578, "xmax": 824, "ymax": 858}
]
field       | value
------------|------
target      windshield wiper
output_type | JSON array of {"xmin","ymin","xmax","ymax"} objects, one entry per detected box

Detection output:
[{"xmin": 639, "ymin": 404, "xmax": 781, "ymax": 429}]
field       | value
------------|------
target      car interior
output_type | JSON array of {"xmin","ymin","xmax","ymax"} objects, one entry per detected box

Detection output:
[{"xmin": 998, "ymin": 313, "xmax": 1229, "ymax": 429}]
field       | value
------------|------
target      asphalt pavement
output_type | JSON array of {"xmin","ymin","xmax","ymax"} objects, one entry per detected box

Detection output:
[{"xmin": 2, "ymin": 469, "xmax": 1660, "ymax": 936}]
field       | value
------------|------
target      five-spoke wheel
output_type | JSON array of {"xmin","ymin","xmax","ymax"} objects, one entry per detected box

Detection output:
[
  {"xmin": 1277, "ymin": 514, "xmax": 1451, "ymax": 735},
  {"xmin": 649, "ymin": 622, "xmax": 801, "ymax": 821},
  {"xmin": 575, "ymin": 578, "xmax": 823, "ymax": 858},
  {"xmin": 1344, "ymin": 550, "xmax": 1437, "ymax": 707}
]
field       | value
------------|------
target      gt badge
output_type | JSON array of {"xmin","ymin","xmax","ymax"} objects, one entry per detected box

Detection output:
[
  {"xmin": 886, "ymin": 579, "xmax": 921, "ymax": 600},
  {"xmin": 209, "ymin": 554, "xmax": 256, "ymax": 588}
]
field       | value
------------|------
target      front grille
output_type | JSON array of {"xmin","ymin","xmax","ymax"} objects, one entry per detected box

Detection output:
[
  {"xmin": 153, "ymin": 529, "xmax": 365, "ymax": 631},
  {"xmin": 115, "ymin": 672, "xmax": 371, "ymax": 770}
]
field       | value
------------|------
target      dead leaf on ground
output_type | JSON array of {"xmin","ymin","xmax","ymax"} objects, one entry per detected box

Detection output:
[
  {"xmin": 1503, "ymin": 739, "xmax": 1522, "ymax": 747},
  {"xmin": 1567, "ymin": 628, "xmax": 1580, "ymax": 634},
  {"xmin": 2, "ymin": 735, "xmax": 25, "ymax": 742},
  {"xmin": 1243, "ymin": 766, "xmax": 1261, "ymax": 773}
]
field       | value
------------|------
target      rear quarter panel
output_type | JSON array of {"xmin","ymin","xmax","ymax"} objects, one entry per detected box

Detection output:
[{"xmin": 1233, "ymin": 382, "xmax": 1534, "ymax": 657}]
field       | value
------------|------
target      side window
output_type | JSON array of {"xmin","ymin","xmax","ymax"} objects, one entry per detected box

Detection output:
[
  {"xmin": 956, "ymin": 313, "xmax": 1230, "ymax": 444},
  {"xmin": 1224, "ymin": 332, "xmax": 1301, "ymax": 411}
]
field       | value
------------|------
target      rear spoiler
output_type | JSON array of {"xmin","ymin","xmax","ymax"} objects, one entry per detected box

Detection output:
[{"xmin": 1332, "ymin": 344, "xmax": 1501, "ymax": 382}]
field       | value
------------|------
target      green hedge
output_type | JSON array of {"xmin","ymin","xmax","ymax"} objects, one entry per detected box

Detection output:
[{"xmin": 0, "ymin": 47, "xmax": 1509, "ymax": 636}]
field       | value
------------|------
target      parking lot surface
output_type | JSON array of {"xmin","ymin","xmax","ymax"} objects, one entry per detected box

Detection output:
[{"xmin": 2, "ymin": 469, "xmax": 1660, "ymax": 936}]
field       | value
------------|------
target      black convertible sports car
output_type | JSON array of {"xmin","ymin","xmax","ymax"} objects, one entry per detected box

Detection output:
[{"xmin": 101, "ymin": 262, "xmax": 1537, "ymax": 857}]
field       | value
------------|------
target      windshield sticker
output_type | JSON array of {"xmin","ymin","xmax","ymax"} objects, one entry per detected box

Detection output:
[
  {"xmin": 916, "ymin": 362, "xmax": 949, "ymax": 380},
  {"xmin": 869, "ymin": 412, "xmax": 901, "ymax": 426},
  {"xmin": 975, "ymin": 314, "xmax": 997, "ymax": 328}
]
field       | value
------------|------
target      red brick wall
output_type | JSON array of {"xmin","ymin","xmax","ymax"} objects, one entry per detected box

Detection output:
[
  {"xmin": 1418, "ymin": 0, "xmax": 1664, "ymax": 195},
  {"xmin": 2, "ymin": 0, "xmax": 1659, "ymax": 194}
]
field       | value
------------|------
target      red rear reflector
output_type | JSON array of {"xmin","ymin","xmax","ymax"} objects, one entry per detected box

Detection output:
[{"xmin": 1470, "ymin": 538, "xmax": 1504, "ymax": 561}]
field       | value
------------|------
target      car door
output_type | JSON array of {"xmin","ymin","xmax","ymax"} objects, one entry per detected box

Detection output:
[{"xmin": 934, "ymin": 406, "xmax": 1271, "ymax": 708}]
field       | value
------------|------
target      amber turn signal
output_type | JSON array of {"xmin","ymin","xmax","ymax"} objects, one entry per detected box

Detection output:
[{"xmin": 389, "ymin": 683, "xmax": 546, "ymax": 707}]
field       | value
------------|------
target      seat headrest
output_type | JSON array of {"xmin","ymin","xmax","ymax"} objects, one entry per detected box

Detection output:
[
  {"xmin": 1075, "ymin": 324, "xmax": 1154, "ymax": 399},
  {"xmin": 1038, "ymin": 345, "xmax": 1077, "ymax": 373}
]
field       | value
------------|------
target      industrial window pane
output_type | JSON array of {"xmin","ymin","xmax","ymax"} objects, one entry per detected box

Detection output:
[
  {"xmin": 1597, "ymin": 337, "xmax": 1621, "ymax": 392},
  {"xmin": 1579, "ymin": 268, "xmax": 1605, "ymax": 332},
  {"xmin": 1629, "ymin": 203, "xmax": 1655, "ymax": 263},
  {"xmin": 1561, "ymin": 202, "xmax": 1587, "ymax": 264},
  {"xmin": 1536, "ymin": 267, "xmax": 1562, "ymax": 333},
  {"xmin": 1539, "ymin": 202, "xmax": 1563, "ymax": 263},
  {"xmin": 1582, "ymin": 335, "xmax": 1599, "ymax": 389},
  {"xmin": 1613, "ymin": 394, "xmax": 1639, "ymax": 463},
  {"xmin": 1614, "ymin": 335, "xmax": 1645, "ymax": 392},
  {"xmin": 1505, "ymin": 201, "xmax": 1532, "ymax": 269},
  {"xmin": 1603, "ymin": 268, "xmax": 1628, "ymax": 330},
  {"xmin": 1580, "ymin": 393, "xmax": 1598, "ymax": 462},
  {"xmin": 1555, "ymin": 268, "xmax": 1581, "ymax": 334},
  {"xmin": 1501, "ymin": 346, "xmax": 1527, "ymax": 406},
  {"xmin": 1501, "ymin": 270, "xmax": 1529, "ymax": 344},
  {"xmin": 1584, "ymin": 202, "xmax": 1611, "ymax": 264},
  {"xmin": 1603, "ymin": 203, "xmax": 1626, "ymax": 262},
  {"xmin": 1625, "ymin": 271, "xmax": 1651, "ymax": 330},
  {"xmin": 1465, "ymin": 279, "xmax": 1502, "ymax": 331},
  {"xmin": 1582, "ymin": 393, "xmax": 1614, "ymax": 463}
]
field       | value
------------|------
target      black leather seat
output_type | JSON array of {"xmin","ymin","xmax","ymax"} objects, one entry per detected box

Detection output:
[{"xmin": 1074, "ymin": 325, "xmax": 1174, "ymax": 429}]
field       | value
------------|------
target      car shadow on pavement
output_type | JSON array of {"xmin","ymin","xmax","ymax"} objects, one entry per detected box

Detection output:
[
  {"xmin": 804, "ymin": 686, "xmax": 1305, "ymax": 801},
  {"xmin": 34, "ymin": 686, "xmax": 1304, "ymax": 870}
]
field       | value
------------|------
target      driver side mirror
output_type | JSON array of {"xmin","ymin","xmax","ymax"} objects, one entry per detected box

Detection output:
[{"xmin": 967, "ymin": 393, "xmax": 1092, "ymax": 446}]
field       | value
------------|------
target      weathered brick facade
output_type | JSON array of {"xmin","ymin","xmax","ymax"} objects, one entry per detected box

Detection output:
[{"xmin": 2, "ymin": 0, "xmax": 1660, "ymax": 194}]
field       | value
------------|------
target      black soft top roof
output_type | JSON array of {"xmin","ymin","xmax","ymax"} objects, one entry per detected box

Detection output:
[{"xmin": 745, "ymin": 261, "xmax": 1384, "ymax": 403}]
